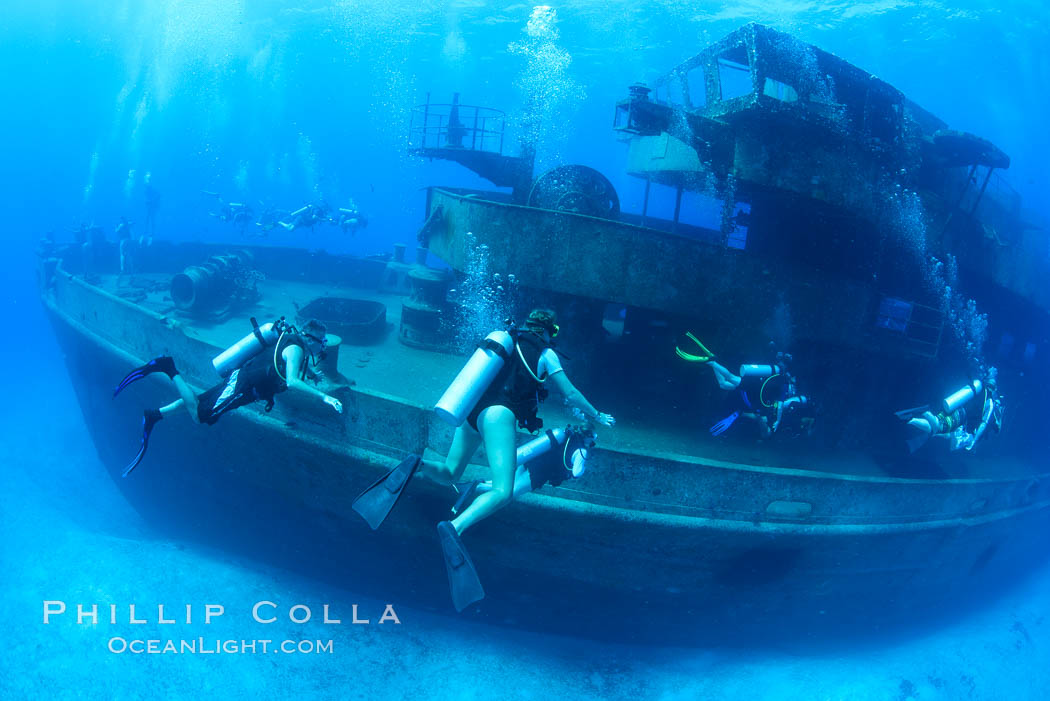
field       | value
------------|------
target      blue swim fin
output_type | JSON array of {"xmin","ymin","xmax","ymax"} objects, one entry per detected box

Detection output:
[
  {"xmin": 123, "ymin": 409, "xmax": 163, "ymax": 477},
  {"xmin": 710, "ymin": 412, "xmax": 740, "ymax": 436},
  {"xmin": 114, "ymin": 356, "xmax": 178, "ymax": 397}
]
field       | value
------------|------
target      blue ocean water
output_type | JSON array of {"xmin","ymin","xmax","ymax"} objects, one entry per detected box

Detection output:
[{"xmin": 3, "ymin": 1, "xmax": 1049, "ymax": 698}]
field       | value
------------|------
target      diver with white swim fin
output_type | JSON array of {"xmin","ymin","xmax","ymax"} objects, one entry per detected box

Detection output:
[{"xmin": 897, "ymin": 368, "xmax": 1004, "ymax": 453}]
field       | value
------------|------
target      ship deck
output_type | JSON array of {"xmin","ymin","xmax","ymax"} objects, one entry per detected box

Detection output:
[
  {"xmin": 42, "ymin": 259, "xmax": 1050, "ymax": 641},
  {"xmin": 102, "ymin": 273, "xmax": 1037, "ymax": 482}
]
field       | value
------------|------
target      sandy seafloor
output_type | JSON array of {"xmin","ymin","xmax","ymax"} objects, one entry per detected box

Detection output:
[{"xmin": 3, "ymin": 353, "xmax": 1048, "ymax": 701}]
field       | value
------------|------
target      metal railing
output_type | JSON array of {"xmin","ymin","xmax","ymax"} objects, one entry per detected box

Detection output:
[{"xmin": 409, "ymin": 94, "xmax": 506, "ymax": 155}]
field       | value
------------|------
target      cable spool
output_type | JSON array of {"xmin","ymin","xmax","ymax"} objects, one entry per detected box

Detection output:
[
  {"xmin": 171, "ymin": 251, "xmax": 254, "ymax": 312},
  {"xmin": 527, "ymin": 165, "xmax": 620, "ymax": 219}
]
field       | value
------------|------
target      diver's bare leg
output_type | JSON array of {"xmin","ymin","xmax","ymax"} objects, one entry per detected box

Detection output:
[
  {"xmin": 159, "ymin": 399, "xmax": 184, "ymax": 416},
  {"xmin": 709, "ymin": 361, "xmax": 742, "ymax": 391},
  {"xmin": 419, "ymin": 425, "xmax": 481, "ymax": 485},
  {"xmin": 171, "ymin": 375, "xmax": 200, "ymax": 423},
  {"xmin": 452, "ymin": 406, "xmax": 516, "ymax": 534},
  {"xmin": 476, "ymin": 466, "xmax": 533, "ymax": 498}
]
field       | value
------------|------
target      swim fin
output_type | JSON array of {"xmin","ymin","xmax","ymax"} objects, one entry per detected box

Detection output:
[
  {"xmin": 114, "ymin": 356, "xmax": 178, "ymax": 397},
  {"xmin": 675, "ymin": 331, "xmax": 716, "ymax": 363},
  {"xmin": 894, "ymin": 404, "xmax": 930, "ymax": 422},
  {"xmin": 451, "ymin": 480, "xmax": 481, "ymax": 516},
  {"xmin": 437, "ymin": 520, "xmax": 484, "ymax": 612},
  {"xmin": 123, "ymin": 409, "xmax": 163, "ymax": 477},
  {"xmin": 351, "ymin": 455, "xmax": 421, "ymax": 530},
  {"xmin": 710, "ymin": 411, "xmax": 740, "ymax": 436},
  {"xmin": 904, "ymin": 417, "xmax": 935, "ymax": 454}
]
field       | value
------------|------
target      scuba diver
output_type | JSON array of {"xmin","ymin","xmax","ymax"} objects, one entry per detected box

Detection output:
[
  {"xmin": 450, "ymin": 423, "xmax": 597, "ymax": 516},
  {"xmin": 143, "ymin": 173, "xmax": 159, "ymax": 244},
  {"xmin": 336, "ymin": 204, "xmax": 367, "ymax": 235},
  {"xmin": 204, "ymin": 192, "xmax": 255, "ymax": 229},
  {"xmin": 254, "ymin": 206, "xmax": 285, "ymax": 235},
  {"xmin": 113, "ymin": 318, "xmax": 343, "ymax": 477},
  {"xmin": 675, "ymin": 332, "xmax": 816, "ymax": 438},
  {"xmin": 896, "ymin": 368, "xmax": 1004, "ymax": 453},
  {"xmin": 115, "ymin": 217, "xmax": 136, "ymax": 274},
  {"xmin": 72, "ymin": 222, "xmax": 107, "ymax": 278},
  {"xmin": 446, "ymin": 92, "xmax": 468, "ymax": 148},
  {"xmin": 351, "ymin": 309, "xmax": 615, "ymax": 611},
  {"xmin": 279, "ymin": 203, "xmax": 331, "ymax": 231}
]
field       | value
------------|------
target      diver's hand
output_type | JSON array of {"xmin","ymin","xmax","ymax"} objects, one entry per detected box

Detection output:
[
  {"xmin": 324, "ymin": 395, "xmax": 343, "ymax": 414},
  {"xmin": 596, "ymin": 412, "xmax": 615, "ymax": 427}
]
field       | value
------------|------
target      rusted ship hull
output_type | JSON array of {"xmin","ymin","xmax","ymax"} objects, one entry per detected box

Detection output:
[{"xmin": 41, "ymin": 252, "xmax": 1050, "ymax": 643}]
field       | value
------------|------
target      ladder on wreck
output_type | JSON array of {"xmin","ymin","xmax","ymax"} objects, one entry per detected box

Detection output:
[{"xmin": 874, "ymin": 296, "xmax": 945, "ymax": 359}]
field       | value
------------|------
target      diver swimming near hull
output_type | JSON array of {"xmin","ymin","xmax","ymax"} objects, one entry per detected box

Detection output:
[
  {"xmin": 676, "ymin": 332, "xmax": 816, "ymax": 439},
  {"xmin": 113, "ymin": 317, "xmax": 343, "ymax": 476},
  {"xmin": 351, "ymin": 309, "xmax": 615, "ymax": 611},
  {"xmin": 897, "ymin": 369, "xmax": 1004, "ymax": 454},
  {"xmin": 451, "ymin": 425, "xmax": 597, "ymax": 517}
]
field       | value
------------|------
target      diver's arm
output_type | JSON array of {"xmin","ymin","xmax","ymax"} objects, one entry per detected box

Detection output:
[
  {"xmin": 771, "ymin": 400, "xmax": 786, "ymax": 433},
  {"xmin": 740, "ymin": 412, "xmax": 772, "ymax": 438},
  {"xmin": 282, "ymin": 346, "xmax": 343, "ymax": 413},
  {"xmin": 969, "ymin": 395, "xmax": 996, "ymax": 446},
  {"xmin": 544, "ymin": 352, "xmax": 614, "ymax": 426}
]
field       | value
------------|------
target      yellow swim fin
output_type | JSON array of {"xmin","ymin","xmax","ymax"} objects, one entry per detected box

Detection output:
[{"xmin": 675, "ymin": 332, "xmax": 715, "ymax": 363}]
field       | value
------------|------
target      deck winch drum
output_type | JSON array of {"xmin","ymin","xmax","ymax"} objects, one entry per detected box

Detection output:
[
  {"xmin": 435, "ymin": 330, "xmax": 515, "ymax": 426},
  {"xmin": 170, "ymin": 251, "xmax": 253, "ymax": 312}
]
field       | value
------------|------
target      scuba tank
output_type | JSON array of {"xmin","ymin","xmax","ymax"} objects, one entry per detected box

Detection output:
[
  {"xmin": 740, "ymin": 364, "xmax": 776, "ymax": 378},
  {"xmin": 434, "ymin": 330, "xmax": 515, "ymax": 427},
  {"xmin": 515, "ymin": 427, "xmax": 596, "ymax": 477},
  {"xmin": 943, "ymin": 379, "xmax": 982, "ymax": 413},
  {"xmin": 569, "ymin": 432, "xmax": 596, "ymax": 478},
  {"xmin": 211, "ymin": 317, "xmax": 283, "ymax": 378},
  {"xmin": 516, "ymin": 428, "xmax": 566, "ymax": 465}
]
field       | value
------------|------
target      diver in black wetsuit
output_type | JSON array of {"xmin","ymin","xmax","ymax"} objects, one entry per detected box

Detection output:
[
  {"xmin": 676, "ymin": 332, "xmax": 816, "ymax": 438},
  {"xmin": 351, "ymin": 309, "xmax": 615, "ymax": 611},
  {"xmin": 450, "ymin": 425, "xmax": 597, "ymax": 516},
  {"xmin": 113, "ymin": 319, "xmax": 343, "ymax": 476},
  {"xmin": 279, "ymin": 203, "xmax": 330, "ymax": 231},
  {"xmin": 115, "ymin": 217, "xmax": 136, "ymax": 274},
  {"xmin": 336, "ymin": 205, "xmax": 367, "ymax": 235}
]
